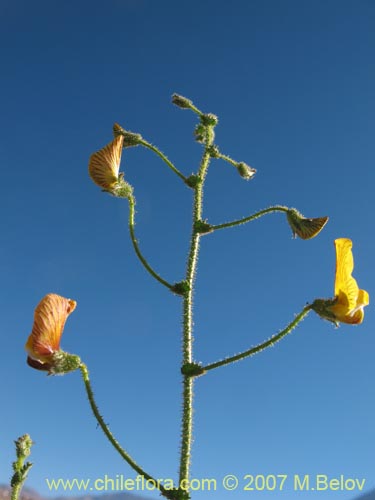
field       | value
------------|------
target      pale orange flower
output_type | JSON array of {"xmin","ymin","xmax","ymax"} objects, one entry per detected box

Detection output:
[
  {"xmin": 88, "ymin": 135, "xmax": 124, "ymax": 191},
  {"xmin": 25, "ymin": 294, "xmax": 76, "ymax": 369}
]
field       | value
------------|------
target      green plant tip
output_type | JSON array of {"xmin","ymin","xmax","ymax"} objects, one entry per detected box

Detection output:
[
  {"xmin": 200, "ymin": 113, "xmax": 218, "ymax": 127},
  {"xmin": 172, "ymin": 94, "xmax": 194, "ymax": 109}
]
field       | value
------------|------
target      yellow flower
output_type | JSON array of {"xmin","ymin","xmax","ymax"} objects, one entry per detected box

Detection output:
[
  {"xmin": 312, "ymin": 238, "xmax": 369, "ymax": 325},
  {"xmin": 88, "ymin": 135, "xmax": 124, "ymax": 191},
  {"xmin": 25, "ymin": 294, "xmax": 76, "ymax": 370}
]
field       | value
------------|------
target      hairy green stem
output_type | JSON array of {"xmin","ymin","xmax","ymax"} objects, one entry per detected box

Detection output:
[
  {"xmin": 128, "ymin": 195, "xmax": 175, "ymax": 291},
  {"xmin": 10, "ymin": 435, "xmax": 33, "ymax": 500},
  {"xmin": 202, "ymin": 306, "xmax": 312, "ymax": 372},
  {"xmin": 179, "ymin": 128, "xmax": 214, "ymax": 492},
  {"xmin": 217, "ymin": 152, "xmax": 238, "ymax": 167},
  {"xmin": 139, "ymin": 139, "xmax": 187, "ymax": 182},
  {"xmin": 79, "ymin": 363, "xmax": 171, "ymax": 497},
  {"xmin": 210, "ymin": 205, "xmax": 289, "ymax": 231}
]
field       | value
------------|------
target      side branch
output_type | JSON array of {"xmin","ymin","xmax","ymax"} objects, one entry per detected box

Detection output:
[
  {"xmin": 210, "ymin": 205, "xmax": 289, "ymax": 232},
  {"xmin": 79, "ymin": 363, "xmax": 172, "ymax": 497},
  {"xmin": 202, "ymin": 305, "xmax": 312, "ymax": 373},
  {"xmin": 139, "ymin": 139, "xmax": 187, "ymax": 182},
  {"xmin": 128, "ymin": 195, "xmax": 175, "ymax": 292}
]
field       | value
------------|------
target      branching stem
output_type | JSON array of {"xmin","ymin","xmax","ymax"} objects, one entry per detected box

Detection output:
[
  {"xmin": 128, "ymin": 194, "xmax": 175, "ymax": 292},
  {"xmin": 202, "ymin": 306, "xmax": 312, "ymax": 372},
  {"xmin": 139, "ymin": 139, "xmax": 187, "ymax": 182},
  {"xmin": 210, "ymin": 205, "xmax": 289, "ymax": 231},
  {"xmin": 79, "ymin": 363, "xmax": 172, "ymax": 497}
]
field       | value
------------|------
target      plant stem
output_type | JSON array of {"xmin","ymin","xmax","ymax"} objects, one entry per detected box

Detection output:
[
  {"xmin": 210, "ymin": 205, "xmax": 289, "ymax": 231},
  {"xmin": 128, "ymin": 194, "xmax": 175, "ymax": 292},
  {"xmin": 217, "ymin": 152, "xmax": 238, "ymax": 168},
  {"xmin": 10, "ymin": 435, "xmax": 33, "ymax": 500},
  {"xmin": 79, "ymin": 363, "xmax": 172, "ymax": 497},
  {"xmin": 179, "ymin": 127, "xmax": 214, "ymax": 492},
  {"xmin": 139, "ymin": 139, "xmax": 187, "ymax": 182},
  {"xmin": 202, "ymin": 306, "xmax": 312, "ymax": 372}
]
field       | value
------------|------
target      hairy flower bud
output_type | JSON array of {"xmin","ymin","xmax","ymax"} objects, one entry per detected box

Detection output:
[
  {"xmin": 172, "ymin": 94, "xmax": 194, "ymax": 109},
  {"xmin": 237, "ymin": 162, "xmax": 256, "ymax": 180}
]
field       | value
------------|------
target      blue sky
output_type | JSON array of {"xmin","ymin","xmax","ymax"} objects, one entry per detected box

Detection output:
[{"xmin": 1, "ymin": 1, "xmax": 374, "ymax": 499}]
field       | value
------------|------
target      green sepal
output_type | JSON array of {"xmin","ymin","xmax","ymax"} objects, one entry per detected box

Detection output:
[
  {"xmin": 102, "ymin": 177, "xmax": 133, "ymax": 199},
  {"xmin": 49, "ymin": 352, "xmax": 82, "ymax": 375},
  {"xmin": 311, "ymin": 298, "xmax": 339, "ymax": 327},
  {"xmin": 114, "ymin": 126, "xmax": 143, "ymax": 147}
]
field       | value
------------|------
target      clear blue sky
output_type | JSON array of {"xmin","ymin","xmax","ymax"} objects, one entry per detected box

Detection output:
[{"xmin": 1, "ymin": 1, "xmax": 374, "ymax": 499}]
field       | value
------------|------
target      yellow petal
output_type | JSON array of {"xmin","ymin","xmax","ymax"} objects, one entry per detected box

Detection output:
[
  {"xmin": 334, "ymin": 238, "xmax": 359, "ymax": 311},
  {"xmin": 357, "ymin": 289, "xmax": 370, "ymax": 308}
]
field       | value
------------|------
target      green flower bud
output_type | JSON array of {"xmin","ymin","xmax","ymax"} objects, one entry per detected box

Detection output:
[
  {"xmin": 172, "ymin": 94, "xmax": 194, "ymax": 109},
  {"xmin": 237, "ymin": 162, "xmax": 256, "ymax": 180},
  {"xmin": 200, "ymin": 113, "xmax": 218, "ymax": 127},
  {"xmin": 194, "ymin": 123, "xmax": 205, "ymax": 143}
]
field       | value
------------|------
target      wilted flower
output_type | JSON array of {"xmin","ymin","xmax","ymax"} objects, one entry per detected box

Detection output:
[
  {"xmin": 287, "ymin": 208, "xmax": 328, "ymax": 240},
  {"xmin": 312, "ymin": 238, "xmax": 369, "ymax": 326},
  {"xmin": 88, "ymin": 135, "xmax": 124, "ymax": 190},
  {"xmin": 25, "ymin": 294, "xmax": 80, "ymax": 373}
]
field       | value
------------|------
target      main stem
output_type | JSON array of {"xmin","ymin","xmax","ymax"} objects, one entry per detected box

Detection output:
[{"xmin": 179, "ymin": 129, "xmax": 213, "ymax": 491}]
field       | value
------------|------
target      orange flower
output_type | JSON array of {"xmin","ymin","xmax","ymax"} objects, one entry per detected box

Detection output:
[
  {"xmin": 88, "ymin": 135, "xmax": 124, "ymax": 191},
  {"xmin": 25, "ymin": 294, "xmax": 76, "ymax": 370},
  {"xmin": 312, "ymin": 238, "xmax": 369, "ymax": 325}
]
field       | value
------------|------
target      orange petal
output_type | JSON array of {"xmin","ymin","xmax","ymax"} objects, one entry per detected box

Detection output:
[
  {"xmin": 88, "ymin": 135, "xmax": 124, "ymax": 190},
  {"xmin": 25, "ymin": 294, "xmax": 76, "ymax": 363}
]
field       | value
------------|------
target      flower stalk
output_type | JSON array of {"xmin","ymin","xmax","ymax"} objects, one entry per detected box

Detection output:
[
  {"xmin": 202, "ymin": 306, "xmax": 312, "ymax": 373},
  {"xmin": 128, "ymin": 193, "xmax": 175, "ymax": 292},
  {"xmin": 138, "ymin": 138, "xmax": 187, "ymax": 182},
  {"xmin": 79, "ymin": 363, "xmax": 173, "ymax": 497}
]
